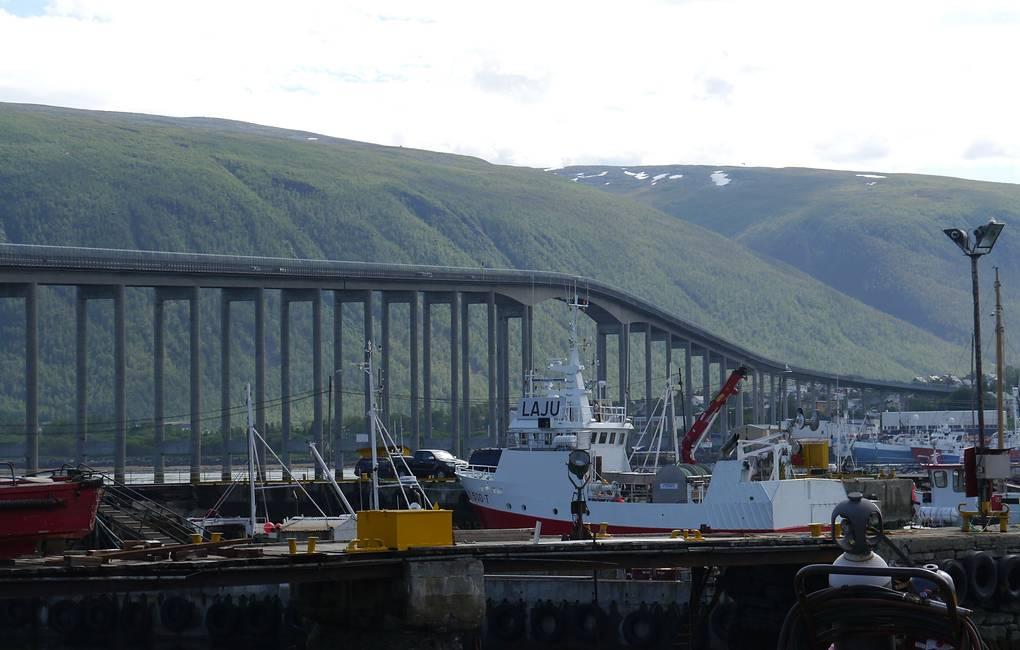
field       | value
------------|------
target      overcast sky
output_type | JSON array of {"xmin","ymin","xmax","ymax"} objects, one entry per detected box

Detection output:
[{"xmin": 1, "ymin": 0, "xmax": 1018, "ymax": 184}]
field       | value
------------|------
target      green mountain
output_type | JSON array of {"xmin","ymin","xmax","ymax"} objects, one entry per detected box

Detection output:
[
  {"xmin": 552, "ymin": 164, "xmax": 1020, "ymax": 362},
  {"xmin": 0, "ymin": 103, "xmax": 971, "ymax": 435}
]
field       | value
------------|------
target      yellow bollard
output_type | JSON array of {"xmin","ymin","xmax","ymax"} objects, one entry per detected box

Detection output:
[
  {"xmin": 599, "ymin": 523, "xmax": 608, "ymax": 537},
  {"xmin": 809, "ymin": 523, "xmax": 823, "ymax": 538},
  {"xmin": 1000, "ymin": 512, "xmax": 1009, "ymax": 533},
  {"xmin": 961, "ymin": 511, "xmax": 972, "ymax": 533},
  {"xmin": 833, "ymin": 522, "xmax": 842, "ymax": 539},
  {"xmin": 210, "ymin": 532, "xmax": 223, "ymax": 543},
  {"xmin": 189, "ymin": 533, "xmax": 202, "ymax": 545},
  {"xmin": 692, "ymin": 530, "xmax": 704, "ymax": 541},
  {"xmin": 670, "ymin": 530, "xmax": 682, "ymax": 539},
  {"xmin": 307, "ymin": 536, "xmax": 318, "ymax": 554},
  {"xmin": 288, "ymin": 538, "xmax": 298, "ymax": 555}
]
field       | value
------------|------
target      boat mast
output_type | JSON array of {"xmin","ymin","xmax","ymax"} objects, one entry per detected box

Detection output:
[
  {"xmin": 995, "ymin": 267, "xmax": 1005, "ymax": 449},
  {"xmin": 363, "ymin": 342, "xmax": 381, "ymax": 510},
  {"xmin": 245, "ymin": 383, "xmax": 257, "ymax": 539}
]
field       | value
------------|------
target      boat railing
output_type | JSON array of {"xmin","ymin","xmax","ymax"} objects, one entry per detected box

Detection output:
[{"xmin": 594, "ymin": 404, "xmax": 627, "ymax": 424}]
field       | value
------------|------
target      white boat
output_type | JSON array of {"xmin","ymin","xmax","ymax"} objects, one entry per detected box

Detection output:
[
  {"xmin": 456, "ymin": 299, "xmax": 847, "ymax": 534},
  {"xmin": 916, "ymin": 463, "xmax": 1020, "ymax": 527}
]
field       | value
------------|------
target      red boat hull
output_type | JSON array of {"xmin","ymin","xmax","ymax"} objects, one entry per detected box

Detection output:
[{"xmin": 0, "ymin": 476, "xmax": 102, "ymax": 558}]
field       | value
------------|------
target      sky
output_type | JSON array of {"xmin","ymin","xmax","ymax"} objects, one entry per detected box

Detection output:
[{"xmin": 0, "ymin": 0, "xmax": 1018, "ymax": 184}]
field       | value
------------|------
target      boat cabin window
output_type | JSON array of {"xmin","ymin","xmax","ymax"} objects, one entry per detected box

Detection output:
[
  {"xmin": 933, "ymin": 470, "xmax": 947, "ymax": 489},
  {"xmin": 609, "ymin": 432, "xmax": 616, "ymax": 444},
  {"xmin": 952, "ymin": 469, "xmax": 964, "ymax": 493},
  {"xmin": 598, "ymin": 432, "xmax": 607, "ymax": 444}
]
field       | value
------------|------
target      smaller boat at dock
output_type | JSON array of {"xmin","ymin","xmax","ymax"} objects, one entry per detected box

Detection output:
[{"xmin": 0, "ymin": 466, "xmax": 103, "ymax": 558}]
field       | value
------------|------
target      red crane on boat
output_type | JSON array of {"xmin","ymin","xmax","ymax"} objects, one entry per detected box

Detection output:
[{"xmin": 681, "ymin": 366, "xmax": 749, "ymax": 464}]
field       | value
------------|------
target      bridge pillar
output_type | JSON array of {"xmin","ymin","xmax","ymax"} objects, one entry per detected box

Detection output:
[
  {"xmin": 220, "ymin": 293, "xmax": 231, "ymax": 481},
  {"xmin": 701, "ymin": 347, "xmax": 711, "ymax": 426},
  {"xmin": 750, "ymin": 369, "xmax": 759, "ymax": 424},
  {"xmin": 487, "ymin": 292, "xmax": 496, "ymax": 448},
  {"xmin": 312, "ymin": 291, "xmax": 324, "ymax": 479},
  {"xmin": 189, "ymin": 286, "xmax": 201, "ymax": 484},
  {"xmin": 363, "ymin": 290, "xmax": 374, "ymax": 423},
  {"xmin": 644, "ymin": 324, "xmax": 653, "ymax": 418},
  {"xmin": 153, "ymin": 293, "xmax": 164, "ymax": 482},
  {"xmin": 76, "ymin": 289, "xmax": 88, "ymax": 467},
  {"xmin": 255, "ymin": 288, "xmax": 267, "ymax": 479},
  {"xmin": 280, "ymin": 296, "xmax": 292, "ymax": 472},
  {"xmin": 794, "ymin": 378, "xmax": 801, "ymax": 415},
  {"xmin": 735, "ymin": 361, "xmax": 744, "ymax": 429},
  {"xmin": 460, "ymin": 295, "xmax": 470, "ymax": 457},
  {"xmin": 450, "ymin": 292, "xmax": 461, "ymax": 456},
  {"xmin": 497, "ymin": 306, "xmax": 510, "ymax": 444},
  {"xmin": 410, "ymin": 293, "xmax": 421, "ymax": 449},
  {"xmin": 423, "ymin": 297, "xmax": 432, "ymax": 447},
  {"xmin": 24, "ymin": 283, "xmax": 38, "ymax": 474},
  {"xmin": 768, "ymin": 372, "xmax": 776, "ymax": 425},
  {"xmin": 618, "ymin": 323, "xmax": 630, "ymax": 406},
  {"xmin": 596, "ymin": 326, "xmax": 608, "ymax": 386},
  {"xmin": 809, "ymin": 381, "xmax": 818, "ymax": 416},
  {"xmin": 115, "ymin": 284, "xmax": 126, "ymax": 484},
  {"xmin": 333, "ymin": 292, "xmax": 344, "ymax": 472},
  {"xmin": 665, "ymin": 333, "xmax": 674, "ymax": 437},
  {"xmin": 381, "ymin": 295, "xmax": 391, "ymax": 419},
  {"xmin": 720, "ymin": 356, "xmax": 730, "ymax": 433},
  {"xmin": 683, "ymin": 340, "xmax": 693, "ymax": 431},
  {"xmin": 521, "ymin": 304, "xmax": 533, "ymax": 393}
]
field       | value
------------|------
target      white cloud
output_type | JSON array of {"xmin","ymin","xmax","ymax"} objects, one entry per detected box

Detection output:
[{"xmin": 0, "ymin": 0, "xmax": 1017, "ymax": 183}]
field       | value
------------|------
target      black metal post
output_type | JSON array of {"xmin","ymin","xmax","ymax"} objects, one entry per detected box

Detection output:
[{"xmin": 971, "ymin": 254, "xmax": 986, "ymax": 452}]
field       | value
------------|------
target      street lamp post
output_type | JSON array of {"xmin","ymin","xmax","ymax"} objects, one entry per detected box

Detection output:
[{"xmin": 944, "ymin": 219, "xmax": 1005, "ymax": 506}]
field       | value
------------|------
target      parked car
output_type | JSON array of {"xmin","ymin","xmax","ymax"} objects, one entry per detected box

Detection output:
[
  {"xmin": 353, "ymin": 456, "xmax": 413, "ymax": 479},
  {"xmin": 409, "ymin": 449, "xmax": 466, "ymax": 479}
]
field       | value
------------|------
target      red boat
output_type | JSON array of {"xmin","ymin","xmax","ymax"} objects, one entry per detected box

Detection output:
[{"xmin": 0, "ymin": 468, "xmax": 103, "ymax": 558}]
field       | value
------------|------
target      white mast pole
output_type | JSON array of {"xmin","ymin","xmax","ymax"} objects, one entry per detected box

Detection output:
[
  {"xmin": 366, "ymin": 342, "xmax": 380, "ymax": 511},
  {"xmin": 245, "ymin": 383, "xmax": 257, "ymax": 538}
]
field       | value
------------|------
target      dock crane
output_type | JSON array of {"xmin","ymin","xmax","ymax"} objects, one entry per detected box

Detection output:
[{"xmin": 680, "ymin": 366, "xmax": 749, "ymax": 464}]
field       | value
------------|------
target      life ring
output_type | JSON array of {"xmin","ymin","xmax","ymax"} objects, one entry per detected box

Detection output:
[
  {"xmin": 998, "ymin": 555, "xmax": 1020, "ymax": 602},
  {"xmin": 488, "ymin": 600, "xmax": 525, "ymax": 641},
  {"xmin": 573, "ymin": 602, "xmax": 607, "ymax": 642},
  {"xmin": 160, "ymin": 595, "xmax": 196, "ymax": 632},
  {"xmin": 940, "ymin": 558, "xmax": 969, "ymax": 605},
  {"xmin": 205, "ymin": 599, "xmax": 238, "ymax": 638},
  {"xmin": 961, "ymin": 550, "xmax": 998, "ymax": 604},
  {"xmin": 82, "ymin": 595, "xmax": 118, "ymax": 634},
  {"xmin": 622, "ymin": 605, "xmax": 661, "ymax": 649},
  {"xmin": 530, "ymin": 600, "xmax": 565, "ymax": 643},
  {"xmin": 47, "ymin": 599, "xmax": 81, "ymax": 635}
]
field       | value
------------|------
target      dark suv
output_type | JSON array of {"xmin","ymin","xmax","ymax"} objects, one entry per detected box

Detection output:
[
  {"xmin": 409, "ymin": 449, "xmax": 466, "ymax": 478},
  {"xmin": 353, "ymin": 456, "xmax": 413, "ymax": 479}
]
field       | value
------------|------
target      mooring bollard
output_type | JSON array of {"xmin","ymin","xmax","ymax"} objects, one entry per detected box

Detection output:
[
  {"xmin": 189, "ymin": 533, "xmax": 202, "ymax": 545},
  {"xmin": 210, "ymin": 532, "xmax": 222, "ymax": 543},
  {"xmin": 288, "ymin": 538, "xmax": 298, "ymax": 555},
  {"xmin": 307, "ymin": 536, "xmax": 317, "ymax": 553},
  {"xmin": 810, "ymin": 523, "xmax": 823, "ymax": 538}
]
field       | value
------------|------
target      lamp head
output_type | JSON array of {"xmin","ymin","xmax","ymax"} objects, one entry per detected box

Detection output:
[
  {"xmin": 567, "ymin": 449, "xmax": 591, "ymax": 480},
  {"xmin": 943, "ymin": 227, "xmax": 971, "ymax": 254},
  {"xmin": 972, "ymin": 219, "xmax": 1004, "ymax": 255}
]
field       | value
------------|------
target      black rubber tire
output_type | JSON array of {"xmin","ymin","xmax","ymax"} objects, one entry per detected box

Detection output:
[
  {"xmin": 246, "ymin": 597, "xmax": 281, "ymax": 637},
  {"xmin": 940, "ymin": 558, "xmax": 970, "ymax": 606},
  {"xmin": 4, "ymin": 598, "xmax": 33, "ymax": 629},
  {"xmin": 205, "ymin": 600, "xmax": 238, "ymax": 638},
  {"xmin": 961, "ymin": 550, "xmax": 998, "ymax": 604},
  {"xmin": 82, "ymin": 595, "xmax": 118, "ymax": 634},
  {"xmin": 622, "ymin": 606, "xmax": 661, "ymax": 649},
  {"xmin": 120, "ymin": 599, "xmax": 152, "ymax": 639},
  {"xmin": 530, "ymin": 601, "xmax": 565, "ymax": 643},
  {"xmin": 47, "ymin": 599, "xmax": 81, "ymax": 635},
  {"xmin": 160, "ymin": 595, "xmax": 196, "ymax": 632},
  {"xmin": 488, "ymin": 600, "xmax": 525, "ymax": 641},
  {"xmin": 998, "ymin": 554, "xmax": 1020, "ymax": 602},
  {"xmin": 573, "ymin": 602, "xmax": 607, "ymax": 643}
]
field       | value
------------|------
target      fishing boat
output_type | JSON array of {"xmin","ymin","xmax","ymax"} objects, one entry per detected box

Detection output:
[
  {"xmin": 0, "ymin": 467, "xmax": 103, "ymax": 558},
  {"xmin": 456, "ymin": 299, "xmax": 847, "ymax": 534}
]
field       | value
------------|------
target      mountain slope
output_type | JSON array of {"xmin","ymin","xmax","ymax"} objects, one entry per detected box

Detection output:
[
  {"xmin": 0, "ymin": 103, "xmax": 969, "ymax": 425},
  {"xmin": 552, "ymin": 164, "xmax": 1020, "ymax": 361}
]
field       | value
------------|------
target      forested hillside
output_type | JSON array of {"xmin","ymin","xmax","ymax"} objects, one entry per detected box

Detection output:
[
  {"xmin": 552, "ymin": 165, "xmax": 1020, "ymax": 360},
  {"xmin": 0, "ymin": 103, "xmax": 969, "ymax": 440}
]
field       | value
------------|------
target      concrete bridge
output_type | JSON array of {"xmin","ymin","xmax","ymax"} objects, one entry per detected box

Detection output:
[{"xmin": 0, "ymin": 243, "xmax": 951, "ymax": 482}]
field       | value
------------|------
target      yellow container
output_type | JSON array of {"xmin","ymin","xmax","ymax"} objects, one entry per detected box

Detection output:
[
  {"xmin": 355, "ymin": 509, "xmax": 454, "ymax": 551},
  {"xmin": 800, "ymin": 440, "xmax": 829, "ymax": 470}
]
